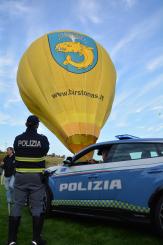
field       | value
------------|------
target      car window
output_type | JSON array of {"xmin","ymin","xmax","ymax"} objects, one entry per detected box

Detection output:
[
  {"xmin": 156, "ymin": 143, "xmax": 163, "ymax": 156},
  {"xmin": 111, "ymin": 143, "xmax": 159, "ymax": 162},
  {"xmin": 151, "ymin": 151, "xmax": 158, "ymax": 157},
  {"xmin": 73, "ymin": 145, "xmax": 115, "ymax": 165},
  {"xmin": 130, "ymin": 152, "xmax": 142, "ymax": 160}
]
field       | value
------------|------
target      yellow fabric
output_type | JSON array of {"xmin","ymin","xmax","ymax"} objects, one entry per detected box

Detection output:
[
  {"xmin": 63, "ymin": 122, "xmax": 100, "ymax": 138},
  {"xmin": 17, "ymin": 30, "xmax": 116, "ymax": 153}
]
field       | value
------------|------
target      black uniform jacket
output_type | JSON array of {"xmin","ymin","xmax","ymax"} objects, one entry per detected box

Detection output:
[
  {"xmin": 14, "ymin": 128, "xmax": 49, "ymax": 171},
  {"xmin": 2, "ymin": 154, "xmax": 15, "ymax": 177}
]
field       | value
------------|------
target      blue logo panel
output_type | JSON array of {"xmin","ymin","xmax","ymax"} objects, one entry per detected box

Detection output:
[{"xmin": 48, "ymin": 31, "xmax": 98, "ymax": 74}]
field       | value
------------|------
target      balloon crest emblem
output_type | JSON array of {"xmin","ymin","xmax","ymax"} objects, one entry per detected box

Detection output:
[{"xmin": 48, "ymin": 31, "xmax": 98, "ymax": 74}]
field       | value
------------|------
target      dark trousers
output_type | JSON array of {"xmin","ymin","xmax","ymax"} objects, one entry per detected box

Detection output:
[{"xmin": 12, "ymin": 172, "xmax": 45, "ymax": 216}]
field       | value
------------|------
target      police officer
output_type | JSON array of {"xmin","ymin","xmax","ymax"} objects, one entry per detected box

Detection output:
[{"xmin": 7, "ymin": 115, "xmax": 49, "ymax": 245}]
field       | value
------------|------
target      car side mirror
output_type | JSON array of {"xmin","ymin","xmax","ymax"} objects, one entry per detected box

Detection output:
[{"xmin": 63, "ymin": 156, "xmax": 73, "ymax": 166}]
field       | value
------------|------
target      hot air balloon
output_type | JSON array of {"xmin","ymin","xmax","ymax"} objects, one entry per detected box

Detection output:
[{"xmin": 17, "ymin": 30, "xmax": 116, "ymax": 153}]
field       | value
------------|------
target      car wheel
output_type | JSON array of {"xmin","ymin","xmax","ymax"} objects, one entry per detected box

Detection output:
[
  {"xmin": 153, "ymin": 195, "xmax": 163, "ymax": 237},
  {"xmin": 44, "ymin": 186, "xmax": 52, "ymax": 216}
]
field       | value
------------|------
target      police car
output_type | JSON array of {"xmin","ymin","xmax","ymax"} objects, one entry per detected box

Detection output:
[{"xmin": 46, "ymin": 135, "xmax": 163, "ymax": 236}]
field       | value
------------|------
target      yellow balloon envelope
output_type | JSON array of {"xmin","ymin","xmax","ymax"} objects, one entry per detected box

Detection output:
[{"xmin": 17, "ymin": 30, "xmax": 116, "ymax": 153}]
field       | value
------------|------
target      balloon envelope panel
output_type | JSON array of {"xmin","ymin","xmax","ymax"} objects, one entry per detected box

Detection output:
[{"xmin": 17, "ymin": 30, "xmax": 116, "ymax": 153}]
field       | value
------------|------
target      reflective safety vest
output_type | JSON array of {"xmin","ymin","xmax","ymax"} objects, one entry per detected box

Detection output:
[
  {"xmin": 15, "ymin": 156, "xmax": 46, "ymax": 173},
  {"xmin": 15, "ymin": 156, "xmax": 46, "ymax": 162}
]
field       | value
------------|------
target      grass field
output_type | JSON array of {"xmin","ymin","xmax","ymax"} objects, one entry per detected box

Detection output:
[
  {"xmin": 45, "ymin": 156, "xmax": 64, "ymax": 168},
  {"xmin": 0, "ymin": 185, "xmax": 162, "ymax": 244}
]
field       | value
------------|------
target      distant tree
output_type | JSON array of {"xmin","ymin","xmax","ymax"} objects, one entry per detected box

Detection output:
[{"xmin": 51, "ymin": 153, "xmax": 56, "ymax": 157}]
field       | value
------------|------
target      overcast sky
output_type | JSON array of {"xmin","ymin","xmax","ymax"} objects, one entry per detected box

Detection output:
[{"xmin": 0, "ymin": 0, "xmax": 163, "ymax": 155}]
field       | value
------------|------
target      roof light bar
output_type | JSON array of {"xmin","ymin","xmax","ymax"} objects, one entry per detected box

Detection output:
[{"xmin": 115, "ymin": 134, "xmax": 140, "ymax": 140}]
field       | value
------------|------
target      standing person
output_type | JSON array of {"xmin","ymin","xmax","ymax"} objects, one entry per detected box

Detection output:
[
  {"xmin": 7, "ymin": 115, "xmax": 49, "ymax": 245},
  {"xmin": 0, "ymin": 147, "xmax": 15, "ymax": 213}
]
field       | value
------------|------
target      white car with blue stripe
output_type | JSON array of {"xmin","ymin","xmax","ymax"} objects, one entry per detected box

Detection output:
[{"xmin": 46, "ymin": 135, "xmax": 163, "ymax": 236}]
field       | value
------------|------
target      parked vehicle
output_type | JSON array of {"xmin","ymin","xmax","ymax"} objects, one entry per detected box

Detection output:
[{"xmin": 46, "ymin": 135, "xmax": 163, "ymax": 236}]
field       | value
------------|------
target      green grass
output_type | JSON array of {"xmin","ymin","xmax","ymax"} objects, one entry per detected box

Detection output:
[
  {"xmin": 0, "ymin": 185, "xmax": 162, "ymax": 245},
  {"xmin": 0, "ymin": 152, "xmax": 5, "ymax": 162}
]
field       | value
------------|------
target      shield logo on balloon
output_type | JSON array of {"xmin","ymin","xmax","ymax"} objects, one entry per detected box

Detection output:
[{"xmin": 48, "ymin": 31, "xmax": 98, "ymax": 74}]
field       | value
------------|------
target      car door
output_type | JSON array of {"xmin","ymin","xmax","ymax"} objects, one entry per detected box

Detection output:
[
  {"xmin": 100, "ymin": 142, "xmax": 161, "ymax": 213},
  {"xmin": 51, "ymin": 145, "xmax": 114, "ymax": 207}
]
